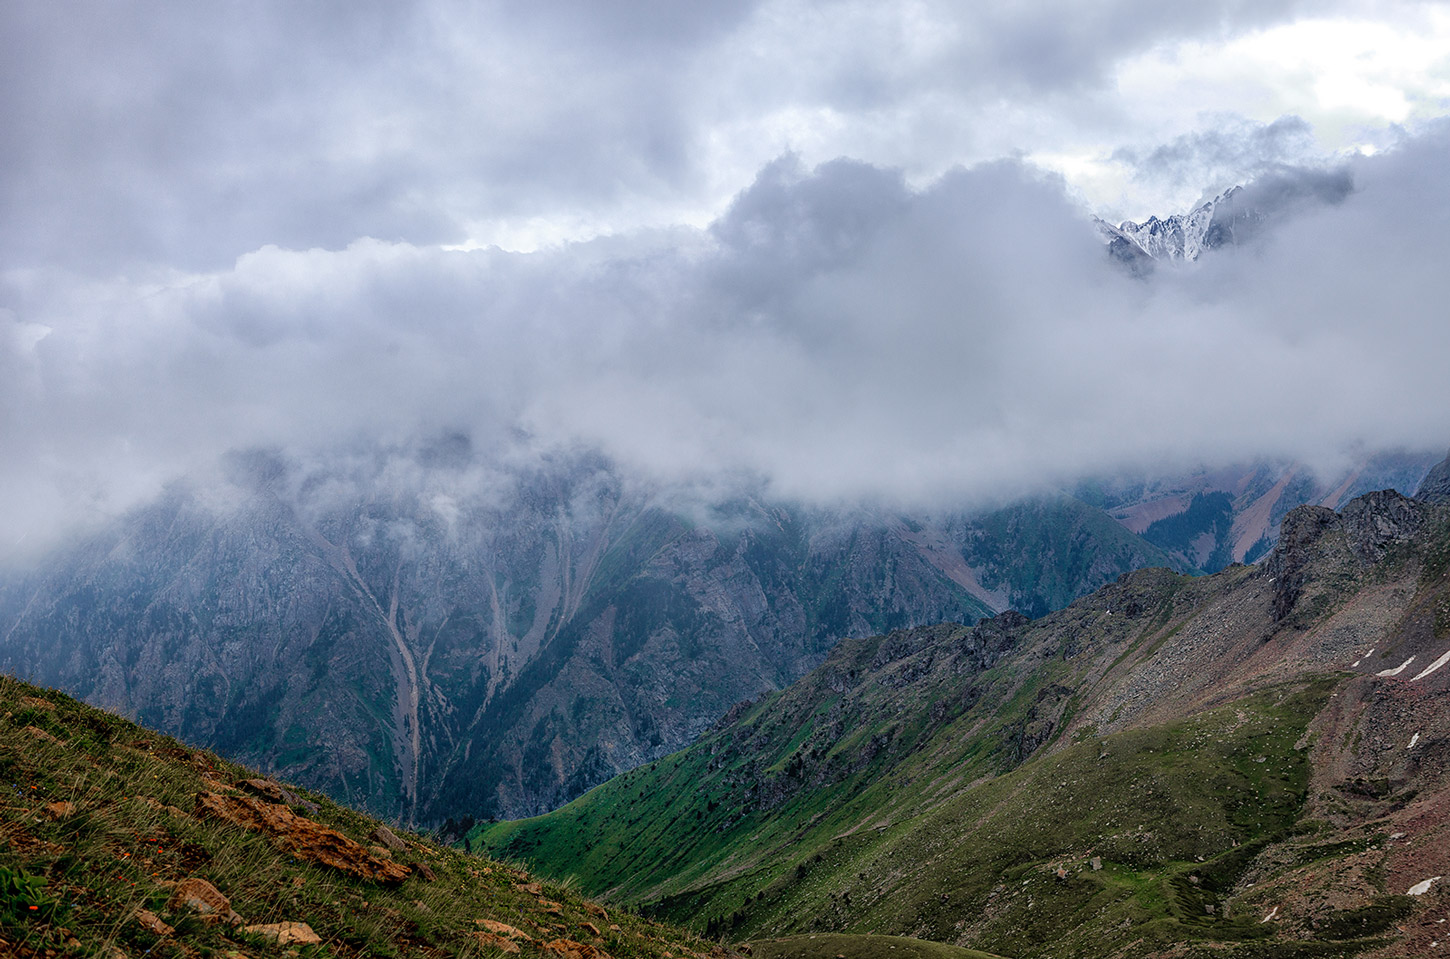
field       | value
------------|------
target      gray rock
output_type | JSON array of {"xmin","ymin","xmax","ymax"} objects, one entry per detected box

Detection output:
[{"xmin": 1415, "ymin": 450, "xmax": 1450, "ymax": 504}]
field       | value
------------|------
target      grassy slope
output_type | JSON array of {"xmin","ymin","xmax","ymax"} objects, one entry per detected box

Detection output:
[
  {"xmin": 0, "ymin": 673, "xmax": 738, "ymax": 959},
  {"xmin": 475, "ymin": 497, "xmax": 1450, "ymax": 958}
]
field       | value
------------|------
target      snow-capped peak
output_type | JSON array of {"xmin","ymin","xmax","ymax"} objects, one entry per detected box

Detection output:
[{"xmin": 1097, "ymin": 186, "xmax": 1266, "ymax": 263}]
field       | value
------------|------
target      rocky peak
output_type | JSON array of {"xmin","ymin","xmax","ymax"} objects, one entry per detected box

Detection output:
[
  {"xmin": 1265, "ymin": 489, "xmax": 1432, "ymax": 624},
  {"xmin": 1096, "ymin": 184, "xmax": 1269, "ymax": 264},
  {"xmin": 1339, "ymin": 489, "xmax": 1426, "ymax": 563}
]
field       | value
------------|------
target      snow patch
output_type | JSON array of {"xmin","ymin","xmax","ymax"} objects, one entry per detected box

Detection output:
[
  {"xmin": 1261, "ymin": 905, "xmax": 1279, "ymax": 923},
  {"xmin": 1411, "ymin": 648, "xmax": 1450, "ymax": 682},
  {"xmin": 1409, "ymin": 733, "xmax": 1421, "ymax": 749},
  {"xmin": 1377, "ymin": 656, "xmax": 1416, "ymax": 678},
  {"xmin": 1353, "ymin": 648, "xmax": 1375, "ymax": 668},
  {"xmin": 1409, "ymin": 876, "xmax": 1441, "ymax": 896}
]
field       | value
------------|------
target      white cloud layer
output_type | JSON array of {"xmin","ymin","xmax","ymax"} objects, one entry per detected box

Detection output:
[{"xmin": 2, "ymin": 1, "xmax": 1448, "ymax": 556}]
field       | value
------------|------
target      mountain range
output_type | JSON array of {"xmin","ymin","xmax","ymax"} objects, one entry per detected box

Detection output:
[
  {"xmin": 473, "ymin": 453, "xmax": 1450, "ymax": 958},
  {"xmin": 0, "ymin": 450, "xmax": 1178, "ymax": 827},
  {"xmin": 0, "ymin": 182, "xmax": 1439, "ymax": 833}
]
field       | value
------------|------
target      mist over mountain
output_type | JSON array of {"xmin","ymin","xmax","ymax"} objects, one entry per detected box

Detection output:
[
  {"xmin": 4, "ymin": 127, "xmax": 1450, "ymax": 563},
  {"xmin": 3, "ymin": 145, "xmax": 1447, "ymax": 825},
  {"xmin": 0, "ymin": 444, "xmax": 1188, "ymax": 823}
]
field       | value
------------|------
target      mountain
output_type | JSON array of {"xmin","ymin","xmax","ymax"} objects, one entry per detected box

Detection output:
[
  {"xmin": 474, "ymin": 482, "xmax": 1450, "ymax": 958},
  {"xmin": 0, "ymin": 671, "xmax": 738, "ymax": 959},
  {"xmin": 1077, "ymin": 450, "xmax": 1440, "ymax": 573},
  {"xmin": 1095, "ymin": 168, "xmax": 1354, "ymax": 266},
  {"xmin": 0, "ymin": 452, "xmax": 1176, "ymax": 827},
  {"xmin": 1107, "ymin": 186, "xmax": 1257, "ymax": 261}
]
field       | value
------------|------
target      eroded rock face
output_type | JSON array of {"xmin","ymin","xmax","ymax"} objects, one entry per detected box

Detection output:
[{"xmin": 196, "ymin": 790, "xmax": 412, "ymax": 884}]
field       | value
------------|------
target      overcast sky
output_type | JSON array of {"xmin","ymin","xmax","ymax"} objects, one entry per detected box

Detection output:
[{"xmin": 3, "ymin": 0, "xmax": 1449, "ymax": 555}]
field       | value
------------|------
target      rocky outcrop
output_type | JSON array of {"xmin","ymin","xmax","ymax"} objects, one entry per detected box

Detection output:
[
  {"xmin": 196, "ymin": 790, "xmax": 413, "ymax": 884},
  {"xmin": 1265, "ymin": 505, "xmax": 1339, "ymax": 624},
  {"xmin": 1340, "ymin": 489, "xmax": 1425, "ymax": 562},
  {"xmin": 1266, "ymin": 491, "xmax": 1430, "ymax": 624}
]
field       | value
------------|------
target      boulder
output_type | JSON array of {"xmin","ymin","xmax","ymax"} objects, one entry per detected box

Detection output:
[
  {"xmin": 134, "ymin": 909, "xmax": 174, "ymax": 936},
  {"xmin": 542, "ymin": 939, "xmax": 609, "ymax": 959},
  {"xmin": 167, "ymin": 877, "xmax": 243, "ymax": 925},
  {"xmin": 244, "ymin": 921, "xmax": 322, "ymax": 945},
  {"xmin": 371, "ymin": 825, "xmax": 408, "ymax": 851},
  {"xmin": 475, "ymin": 932, "xmax": 522, "ymax": 953}
]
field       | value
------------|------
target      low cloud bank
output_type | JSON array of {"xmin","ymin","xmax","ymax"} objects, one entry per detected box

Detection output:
[{"xmin": 3, "ymin": 126, "xmax": 1449, "ymax": 559}]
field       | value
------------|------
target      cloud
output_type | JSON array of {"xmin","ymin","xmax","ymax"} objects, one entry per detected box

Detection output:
[
  {"xmin": 4, "ymin": 123, "xmax": 1449, "ymax": 559},
  {"xmin": 1, "ymin": 0, "xmax": 1379, "ymax": 275},
  {"xmin": 1114, "ymin": 116, "xmax": 1322, "ymax": 200}
]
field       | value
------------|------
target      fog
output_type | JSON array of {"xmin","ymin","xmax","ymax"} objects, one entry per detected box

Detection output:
[{"xmin": 3, "ymin": 1, "xmax": 1448, "ymax": 560}]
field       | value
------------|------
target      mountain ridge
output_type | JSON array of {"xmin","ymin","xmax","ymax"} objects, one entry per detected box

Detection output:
[{"xmin": 475, "ymin": 478, "xmax": 1450, "ymax": 957}]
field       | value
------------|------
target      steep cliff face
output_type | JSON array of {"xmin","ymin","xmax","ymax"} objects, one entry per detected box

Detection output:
[
  {"xmin": 0, "ymin": 456, "xmax": 1174, "ymax": 824},
  {"xmin": 478, "ymin": 490, "xmax": 1450, "ymax": 958}
]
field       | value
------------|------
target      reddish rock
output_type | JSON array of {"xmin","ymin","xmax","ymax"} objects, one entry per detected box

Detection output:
[
  {"xmin": 580, "ymin": 921, "xmax": 602, "ymax": 936},
  {"xmin": 475, "ymin": 932, "xmax": 522, "ymax": 953},
  {"xmin": 413, "ymin": 861, "xmax": 437, "ymax": 881},
  {"xmin": 42, "ymin": 801, "xmax": 76, "ymax": 819},
  {"xmin": 479, "ymin": 918, "xmax": 532, "ymax": 940},
  {"xmin": 244, "ymin": 921, "xmax": 322, "ymax": 945},
  {"xmin": 239, "ymin": 777, "xmax": 318, "ymax": 812},
  {"xmin": 135, "ymin": 909, "xmax": 174, "ymax": 936},
  {"xmin": 167, "ymin": 877, "xmax": 242, "ymax": 925},
  {"xmin": 543, "ymin": 938, "xmax": 610, "ymax": 959},
  {"xmin": 516, "ymin": 881, "xmax": 543, "ymax": 895},
  {"xmin": 196, "ymin": 791, "xmax": 411, "ymax": 884}
]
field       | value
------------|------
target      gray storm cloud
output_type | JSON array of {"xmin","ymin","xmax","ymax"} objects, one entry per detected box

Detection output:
[
  {"xmin": 1, "ymin": 0, "xmax": 1346, "ymax": 273},
  {"xmin": 3, "ymin": 129, "xmax": 1449, "ymax": 558},
  {"xmin": 4, "ymin": 1, "xmax": 1449, "ymax": 559}
]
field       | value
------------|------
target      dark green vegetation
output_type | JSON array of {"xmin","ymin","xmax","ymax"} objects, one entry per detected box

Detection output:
[
  {"xmin": 1141, "ymin": 491, "xmax": 1233, "ymax": 572},
  {"xmin": 0, "ymin": 672, "xmax": 738, "ymax": 959},
  {"xmin": 477, "ymin": 486, "xmax": 1450, "ymax": 958}
]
